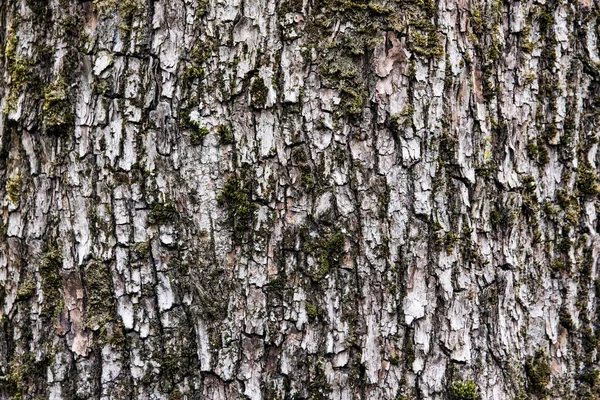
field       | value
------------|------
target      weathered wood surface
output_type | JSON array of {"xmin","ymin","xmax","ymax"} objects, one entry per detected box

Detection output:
[{"xmin": 1, "ymin": 0, "xmax": 600, "ymax": 398}]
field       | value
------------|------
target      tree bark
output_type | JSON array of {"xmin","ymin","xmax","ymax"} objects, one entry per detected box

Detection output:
[{"xmin": 1, "ymin": 0, "xmax": 600, "ymax": 399}]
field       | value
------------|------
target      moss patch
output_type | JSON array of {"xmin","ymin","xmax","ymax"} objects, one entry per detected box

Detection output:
[
  {"xmin": 6, "ymin": 174, "xmax": 22, "ymax": 204},
  {"xmin": 16, "ymin": 276, "xmax": 35, "ymax": 301},
  {"xmin": 450, "ymin": 379, "xmax": 477, "ymax": 400},
  {"xmin": 149, "ymin": 200, "xmax": 179, "ymax": 225},
  {"xmin": 301, "ymin": 228, "xmax": 345, "ymax": 281},
  {"xmin": 250, "ymin": 77, "xmax": 269, "ymax": 109},
  {"xmin": 525, "ymin": 349, "xmax": 551, "ymax": 396},
  {"xmin": 189, "ymin": 122, "xmax": 209, "ymax": 145},
  {"xmin": 39, "ymin": 243, "xmax": 63, "ymax": 320},
  {"xmin": 84, "ymin": 260, "xmax": 115, "ymax": 330},
  {"xmin": 42, "ymin": 79, "xmax": 73, "ymax": 134},
  {"xmin": 575, "ymin": 164, "xmax": 600, "ymax": 196},
  {"xmin": 217, "ymin": 124, "xmax": 234, "ymax": 144},
  {"xmin": 217, "ymin": 174, "xmax": 257, "ymax": 241}
]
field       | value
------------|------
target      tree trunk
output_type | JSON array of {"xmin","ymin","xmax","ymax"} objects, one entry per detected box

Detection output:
[{"xmin": 1, "ymin": 0, "xmax": 600, "ymax": 398}]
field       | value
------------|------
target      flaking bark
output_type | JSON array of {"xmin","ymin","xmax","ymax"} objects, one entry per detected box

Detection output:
[{"xmin": 1, "ymin": 0, "xmax": 600, "ymax": 399}]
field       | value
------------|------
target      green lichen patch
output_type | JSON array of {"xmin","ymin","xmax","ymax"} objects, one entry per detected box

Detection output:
[
  {"xmin": 93, "ymin": 0, "xmax": 142, "ymax": 16},
  {"xmin": 389, "ymin": 104, "xmax": 414, "ymax": 137},
  {"xmin": 558, "ymin": 304, "xmax": 574, "ymax": 330},
  {"xmin": 196, "ymin": 0, "xmax": 209, "ymax": 17},
  {"xmin": 4, "ymin": 25, "xmax": 18, "ymax": 63},
  {"xmin": 407, "ymin": 20, "xmax": 444, "ymax": 58},
  {"xmin": 298, "ymin": 0, "xmax": 444, "ymax": 120},
  {"xmin": 339, "ymin": 85, "xmax": 365, "ymax": 117},
  {"xmin": 526, "ymin": 139, "xmax": 550, "ymax": 165},
  {"xmin": 5, "ymin": 57, "xmax": 35, "ymax": 115}
]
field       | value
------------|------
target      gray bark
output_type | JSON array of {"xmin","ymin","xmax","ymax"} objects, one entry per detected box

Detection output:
[{"xmin": 0, "ymin": 0, "xmax": 600, "ymax": 399}]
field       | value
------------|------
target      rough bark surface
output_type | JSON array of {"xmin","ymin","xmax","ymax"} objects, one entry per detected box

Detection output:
[{"xmin": 1, "ymin": 0, "xmax": 600, "ymax": 399}]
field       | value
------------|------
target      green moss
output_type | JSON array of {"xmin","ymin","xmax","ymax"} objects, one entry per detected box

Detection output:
[
  {"xmin": 575, "ymin": 164, "xmax": 600, "ymax": 196},
  {"xmin": 169, "ymin": 388, "xmax": 183, "ymax": 400},
  {"xmin": 312, "ymin": 230, "xmax": 345, "ymax": 281},
  {"xmin": 577, "ymin": 367, "xmax": 600, "ymax": 389},
  {"xmin": 525, "ymin": 349, "xmax": 551, "ymax": 396},
  {"xmin": 196, "ymin": 0, "xmax": 208, "ymax": 17},
  {"xmin": 558, "ymin": 306, "xmax": 574, "ymax": 331},
  {"xmin": 307, "ymin": 358, "xmax": 331, "ymax": 400},
  {"xmin": 408, "ymin": 24, "xmax": 444, "ymax": 58},
  {"xmin": 4, "ymin": 57, "xmax": 34, "ymax": 115},
  {"xmin": 471, "ymin": 8, "xmax": 483, "ymax": 33},
  {"xmin": 304, "ymin": 0, "xmax": 442, "ymax": 122},
  {"xmin": 537, "ymin": 145, "xmax": 549, "ymax": 165},
  {"xmin": 250, "ymin": 77, "xmax": 268, "ymax": 109},
  {"xmin": 538, "ymin": 10, "xmax": 554, "ymax": 34},
  {"xmin": 450, "ymin": 380, "xmax": 477, "ymax": 400},
  {"xmin": 9, "ymin": 60, "xmax": 30, "ymax": 86},
  {"xmin": 39, "ymin": 243, "xmax": 63, "ymax": 319},
  {"xmin": 16, "ymin": 277, "xmax": 35, "ymax": 301},
  {"xmin": 217, "ymin": 175, "xmax": 257, "ymax": 240},
  {"xmin": 475, "ymin": 162, "xmax": 498, "ymax": 178},
  {"xmin": 5, "ymin": 353, "xmax": 51, "ymax": 399},
  {"xmin": 6, "ymin": 174, "xmax": 22, "ymax": 204},
  {"xmin": 444, "ymin": 232, "xmax": 459, "ymax": 254},
  {"xmin": 522, "ymin": 38, "xmax": 535, "ymax": 54},
  {"xmin": 4, "ymin": 25, "xmax": 18, "ymax": 63},
  {"xmin": 551, "ymin": 260, "xmax": 565, "ymax": 272},
  {"xmin": 132, "ymin": 241, "xmax": 150, "ymax": 259},
  {"xmin": 43, "ymin": 79, "xmax": 73, "ymax": 133},
  {"xmin": 183, "ymin": 65, "xmax": 204, "ymax": 84},
  {"xmin": 306, "ymin": 301, "xmax": 318, "ymax": 321},
  {"xmin": 217, "ymin": 124, "xmax": 234, "ymax": 144},
  {"xmin": 94, "ymin": 0, "xmax": 142, "ymax": 16},
  {"xmin": 189, "ymin": 122, "xmax": 209, "ymax": 145},
  {"xmin": 149, "ymin": 200, "xmax": 179, "ymax": 225},
  {"xmin": 389, "ymin": 105, "xmax": 414, "ymax": 136},
  {"xmin": 523, "ymin": 175, "xmax": 537, "ymax": 194},
  {"xmin": 339, "ymin": 85, "xmax": 365, "ymax": 117},
  {"xmin": 84, "ymin": 260, "xmax": 115, "ymax": 330},
  {"xmin": 301, "ymin": 170, "xmax": 315, "ymax": 189},
  {"xmin": 526, "ymin": 139, "xmax": 549, "ymax": 165}
]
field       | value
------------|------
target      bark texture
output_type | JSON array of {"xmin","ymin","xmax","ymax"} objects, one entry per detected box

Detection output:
[{"xmin": 1, "ymin": 0, "xmax": 600, "ymax": 399}]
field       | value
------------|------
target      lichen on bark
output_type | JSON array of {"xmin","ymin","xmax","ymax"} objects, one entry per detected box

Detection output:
[{"xmin": 0, "ymin": 0, "xmax": 600, "ymax": 399}]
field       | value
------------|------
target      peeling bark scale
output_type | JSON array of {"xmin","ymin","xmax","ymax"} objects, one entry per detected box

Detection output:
[{"xmin": 0, "ymin": 0, "xmax": 600, "ymax": 399}]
